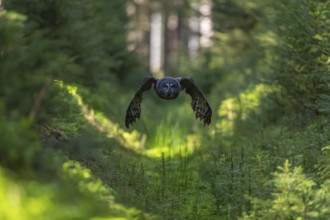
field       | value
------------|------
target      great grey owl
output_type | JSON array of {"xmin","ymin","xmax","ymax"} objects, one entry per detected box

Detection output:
[{"xmin": 125, "ymin": 76, "xmax": 212, "ymax": 128}]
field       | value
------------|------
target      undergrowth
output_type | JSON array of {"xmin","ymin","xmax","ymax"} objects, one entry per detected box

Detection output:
[{"xmin": 1, "ymin": 0, "xmax": 330, "ymax": 219}]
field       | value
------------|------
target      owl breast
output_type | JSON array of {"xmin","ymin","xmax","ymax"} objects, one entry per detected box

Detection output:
[{"xmin": 155, "ymin": 77, "xmax": 181, "ymax": 100}]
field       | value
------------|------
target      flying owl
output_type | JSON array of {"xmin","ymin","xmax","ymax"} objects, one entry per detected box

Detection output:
[{"xmin": 125, "ymin": 76, "xmax": 212, "ymax": 128}]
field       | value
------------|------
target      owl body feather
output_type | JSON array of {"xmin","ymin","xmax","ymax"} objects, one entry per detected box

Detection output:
[{"xmin": 125, "ymin": 76, "xmax": 212, "ymax": 128}]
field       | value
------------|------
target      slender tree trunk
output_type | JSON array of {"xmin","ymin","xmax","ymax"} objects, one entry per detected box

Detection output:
[{"xmin": 163, "ymin": 7, "xmax": 169, "ymax": 74}]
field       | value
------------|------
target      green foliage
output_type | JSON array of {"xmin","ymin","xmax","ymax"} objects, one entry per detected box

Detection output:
[
  {"xmin": 0, "ymin": 164, "xmax": 151, "ymax": 220},
  {"xmin": 317, "ymin": 146, "xmax": 330, "ymax": 181},
  {"xmin": 200, "ymin": 107, "xmax": 330, "ymax": 218},
  {"xmin": 241, "ymin": 160, "xmax": 330, "ymax": 220},
  {"xmin": 212, "ymin": 0, "xmax": 257, "ymax": 32},
  {"xmin": 0, "ymin": 104, "xmax": 41, "ymax": 169},
  {"xmin": 0, "ymin": 10, "xmax": 25, "ymax": 49},
  {"xmin": 1, "ymin": 0, "xmax": 330, "ymax": 219},
  {"xmin": 1, "ymin": 0, "xmax": 134, "ymax": 117},
  {"xmin": 271, "ymin": 0, "xmax": 330, "ymax": 114},
  {"xmin": 0, "ymin": 9, "xmax": 46, "ymax": 116},
  {"xmin": 215, "ymin": 83, "xmax": 282, "ymax": 136}
]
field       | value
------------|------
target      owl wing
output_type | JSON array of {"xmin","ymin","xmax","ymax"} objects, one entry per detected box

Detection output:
[
  {"xmin": 125, "ymin": 76, "xmax": 157, "ymax": 128},
  {"xmin": 179, "ymin": 77, "xmax": 212, "ymax": 125}
]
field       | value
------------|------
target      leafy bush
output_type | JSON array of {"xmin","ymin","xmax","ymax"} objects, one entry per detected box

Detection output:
[
  {"xmin": 0, "ymin": 104, "xmax": 41, "ymax": 169},
  {"xmin": 241, "ymin": 160, "xmax": 330, "ymax": 220},
  {"xmin": 271, "ymin": 0, "xmax": 330, "ymax": 114}
]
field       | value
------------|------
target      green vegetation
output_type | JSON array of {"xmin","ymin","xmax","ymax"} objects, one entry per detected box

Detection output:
[{"xmin": 0, "ymin": 0, "xmax": 330, "ymax": 219}]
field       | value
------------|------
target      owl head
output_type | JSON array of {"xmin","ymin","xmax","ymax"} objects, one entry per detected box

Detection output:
[{"xmin": 155, "ymin": 77, "xmax": 181, "ymax": 99}]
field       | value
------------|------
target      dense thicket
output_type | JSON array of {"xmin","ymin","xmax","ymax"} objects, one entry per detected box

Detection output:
[
  {"xmin": 0, "ymin": 0, "xmax": 149, "ymax": 218},
  {"xmin": 0, "ymin": 0, "xmax": 329, "ymax": 219},
  {"xmin": 192, "ymin": 0, "xmax": 330, "ymax": 218}
]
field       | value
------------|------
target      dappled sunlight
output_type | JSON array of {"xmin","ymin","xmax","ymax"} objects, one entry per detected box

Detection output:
[
  {"xmin": 144, "ymin": 133, "xmax": 201, "ymax": 158},
  {"xmin": 216, "ymin": 98, "xmax": 236, "ymax": 136},
  {"xmin": 215, "ymin": 84, "xmax": 280, "ymax": 136},
  {"xmin": 56, "ymin": 79, "xmax": 205, "ymax": 158},
  {"xmin": 0, "ymin": 10, "xmax": 26, "ymax": 22},
  {"xmin": 62, "ymin": 161, "xmax": 113, "ymax": 197},
  {"xmin": 141, "ymin": 110, "xmax": 203, "ymax": 158},
  {"xmin": 0, "ymin": 164, "xmax": 154, "ymax": 219},
  {"xmin": 2, "ymin": 0, "xmax": 329, "ymax": 219},
  {"xmin": 55, "ymin": 80, "xmax": 146, "ymax": 152},
  {"xmin": 0, "ymin": 169, "xmax": 53, "ymax": 219},
  {"xmin": 61, "ymin": 160, "xmax": 156, "ymax": 219},
  {"xmin": 256, "ymin": 31, "xmax": 278, "ymax": 46}
]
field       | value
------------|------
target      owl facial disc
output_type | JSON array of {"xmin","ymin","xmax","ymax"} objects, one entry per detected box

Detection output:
[{"xmin": 156, "ymin": 77, "xmax": 180, "ymax": 100}]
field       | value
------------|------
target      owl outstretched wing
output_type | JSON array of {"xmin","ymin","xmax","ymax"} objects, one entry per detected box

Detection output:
[
  {"xmin": 179, "ymin": 77, "xmax": 212, "ymax": 125},
  {"xmin": 125, "ymin": 76, "xmax": 157, "ymax": 128}
]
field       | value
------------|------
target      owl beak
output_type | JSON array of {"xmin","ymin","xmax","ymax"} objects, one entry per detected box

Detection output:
[
  {"xmin": 164, "ymin": 83, "xmax": 176, "ymax": 98},
  {"xmin": 167, "ymin": 83, "xmax": 174, "ymax": 91},
  {"xmin": 165, "ymin": 83, "xmax": 171, "ymax": 93}
]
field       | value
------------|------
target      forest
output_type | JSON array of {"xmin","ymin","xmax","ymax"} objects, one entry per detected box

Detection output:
[{"xmin": 0, "ymin": 0, "xmax": 330, "ymax": 219}]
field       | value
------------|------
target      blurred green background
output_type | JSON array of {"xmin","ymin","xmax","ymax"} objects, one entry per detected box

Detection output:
[{"xmin": 0, "ymin": 0, "xmax": 330, "ymax": 219}]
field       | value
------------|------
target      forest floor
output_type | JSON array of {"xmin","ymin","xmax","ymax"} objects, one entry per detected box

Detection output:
[{"xmin": 2, "ymin": 80, "xmax": 330, "ymax": 220}]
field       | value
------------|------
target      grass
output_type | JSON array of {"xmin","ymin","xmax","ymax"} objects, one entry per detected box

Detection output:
[
  {"xmin": 2, "ymin": 80, "xmax": 330, "ymax": 219},
  {"xmin": 56, "ymin": 81, "xmax": 330, "ymax": 219}
]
